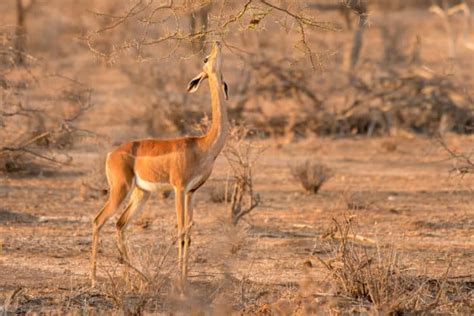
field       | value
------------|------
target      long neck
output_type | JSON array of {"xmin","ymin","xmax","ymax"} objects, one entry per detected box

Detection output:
[{"xmin": 200, "ymin": 72, "xmax": 228, "ymax": 155}]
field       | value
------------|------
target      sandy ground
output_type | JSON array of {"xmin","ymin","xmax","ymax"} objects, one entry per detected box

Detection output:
[
  {"xmin": 1, "ymin": 134, "xmax": 473, "ymax": 313},
  {"xmin": 0, "ymin": 2, "xmax": 473, "ymax": 313}
]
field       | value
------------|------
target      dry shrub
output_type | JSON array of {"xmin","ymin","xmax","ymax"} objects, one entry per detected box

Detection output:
[
  {"xmin": 330, "ymin": 63, "xmax": 474, "ymax": 137},
  {"xmin": 315, "ymin": 217, "xmax": 473, "ymax": 314},
  {"xmin": 318, "ymin": 224, "xmax": 412, "ymax": 310},
  {"xmin": 209, "ymin": 185, "xmax": 227, "ymax": 203},
  {"xmin": 232, "ymin": 56, "xmax": 322, "ymax": 140},
  {"xmin": 343, "ymin": 191, "xmax": 378, "ymax": 211},
  {"xmin": 291, "ymin": 160, "xmax": 332, "ymax": 194},
  {"xmin": 224, "ymin": 125, "xmax": 264, "ymax": 225},
  {"xmin": 97, "ymin": 239, "xmax": 175, "ymax": 314},
  {"xmin": 380, "ymin": 140, "xmax": 398, "ymax": 153},
  {"xmin": 122, "ymin": 62, "xmax": 206, "ymax": 137},
  {"xmin": 209, "ymin": 181, "xmax": 233, "ymax": 204},
  {"xmin": 1, "ymin": 29, "xmax": 94, "ymax": 174}
]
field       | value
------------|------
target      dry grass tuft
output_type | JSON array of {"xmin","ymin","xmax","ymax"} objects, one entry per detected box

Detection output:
[
  {"xmin": 291, "ymin": 160, "xmax": 332, "ymax": 194},
  {"xmin": 315, "ymin": 216, "xmax": 473, "ymax": 314}
]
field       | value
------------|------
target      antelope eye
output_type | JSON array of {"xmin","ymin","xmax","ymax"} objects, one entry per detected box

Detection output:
[{"xmin": 204, "ymin": 57, "xmax": 209, "ymax": 63}]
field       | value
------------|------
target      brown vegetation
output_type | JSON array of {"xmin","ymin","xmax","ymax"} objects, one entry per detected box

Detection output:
[
  {"xmin": 291, "ymin": 160, "xmax": 332, "ymax": 194},
  {"xmin": 224, "ymin": 125, "xmax": 263, "ymax": 225},
  {"xmin": 1, "ymin": 0, "xmax": 473, "ymax": 314},
  {"xmin": 315, "ymin": 217, "xmax": 473, "ymax": 314}
]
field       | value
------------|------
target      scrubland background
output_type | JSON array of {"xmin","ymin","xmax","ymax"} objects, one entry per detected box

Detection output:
[{"xmin": 0, "ymin": 0, "xmax": 473, "ymax": 314}]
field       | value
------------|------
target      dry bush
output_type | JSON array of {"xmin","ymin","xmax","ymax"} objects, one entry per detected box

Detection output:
[
  {"xmin": 314, "ymin": 217, "xmax": 473, "ymax": 314},
  {"xmin": 120, "ymin": 60, "xmax": 208, "ymax": 138},
  {"xmin": 209, "ymin": 181, "xmax": 233, "ymax": 204},
  {"xmin": 234, "ymin": 56, "xmax": 323, "ymax": 141},
  {"xmin": 380, "ymin": 139, "xmax": 398, "ymax": 152},
  {"xmin": 317, "ymin": 219, "xmax": 414, "ymax": 311},
  {"xmin": 291, "ymin": 160, "xmax": 332, "ymax": 194},
  {"xmin": 304, "ymin": 9, "xmax": 473, "ymax": 138},
  {"xmin": 209, "ymin": 185, "xmax": 227, "ymax": 203},
  {"xmin": 224, "ymin": 125, "xmax": 263, "ymax": 225},
  {"xmin": 0, "ymin": 3, "xmax": 98, "ymax": 175},
  {"xmin": 96, "ymin": 239, "xmax": 176, "ymax": 314},
  {"xmin": 83, "ymin": 0, "xmax": 336, "ymax": 140},
  {"xmin": 324, "ymin": 65, "xmax": 474, "ymax": 136},
  {"xmin": 0, "ymin": 82, "xmax": 93, "ymax": 174},
  {"xmin": 343, "ymin": 191, "xmax": 378, "ymax": 211},
  {"xmin": 0, "ymin": 28, "xmax": 94, "ymax": 174},
  {"xmin": 81, "ymin": 0, "xmax": 474, "ymax": 140}
]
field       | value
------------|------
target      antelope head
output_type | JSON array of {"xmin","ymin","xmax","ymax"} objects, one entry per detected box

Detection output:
[{"xmin": 187, "ymin": 41, "xmax": 229, "ymax": 100}]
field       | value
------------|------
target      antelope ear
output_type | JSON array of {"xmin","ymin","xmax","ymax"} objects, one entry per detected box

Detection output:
[
  {"xmin": 223, "ymin": 81, "xmax": 229, "ymax": 100},
  {"xmin": 187, "ymin": 72, "xmax": 207, "ymax": 93}
]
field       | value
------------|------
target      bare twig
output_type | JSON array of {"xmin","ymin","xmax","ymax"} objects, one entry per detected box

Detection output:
[
  {"xmin": 84, "ymin": 0, "xmax": 337, "ymax": 67},
  {"xmin": 437, "ymin": 136, "xmax": 474, "ymax": 175},
  {"xmin": 1, "ymin": 56, "xmax": 95, "ymax": 173},
  {"xmin": 224, "ymin": 125, "xmax": 264, "ymax": 225}
]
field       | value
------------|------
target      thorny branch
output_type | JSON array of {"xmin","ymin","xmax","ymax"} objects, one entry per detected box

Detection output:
[
  {"xmin": 437, "ymin": 136, "xmax": 474, "ymax": 176},
  {"xmin": 1, "ymin": 63, "xmax": 96, "ymax": 171},
  {"xmin": 0, "ymin": 99, "xmax": 90, "ymax": 168},
  {"xmin": 224, "ymin": 125, "xmax": 265, "ymax": 225},
  {"xmin": 84, "ymin": 0, "xmax": 337, "ymax": 67},
  {"xmin": 258, "ymin": 0, "xmax": 337, "ymax": 69}
]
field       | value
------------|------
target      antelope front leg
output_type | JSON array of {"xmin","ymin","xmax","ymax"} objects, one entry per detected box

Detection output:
[
  {"xmin": 183, "ymin": 191, "xmax": 195, "ymax": 282},
  {"xmin": 174, "ymin": 187, "xmax": 186, "ymax": 291}
]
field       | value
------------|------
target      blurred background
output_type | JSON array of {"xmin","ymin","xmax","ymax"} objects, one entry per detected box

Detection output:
[
  {"xmin": 1, "ymin": 2, "xmax": 473, "ymax": 313},
  {"xmin": 1, "ymin": 1, "xmax": 473, "ymax": 172}
]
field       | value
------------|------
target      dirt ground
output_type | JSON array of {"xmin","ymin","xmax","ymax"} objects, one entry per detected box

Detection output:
[
  {"xmin": 1, "ymin": 1, "xmax": 474, "ymax": 314},
  {"xmin": 1, "ymin": 134, "xmax": 473, "ymax": 313}
]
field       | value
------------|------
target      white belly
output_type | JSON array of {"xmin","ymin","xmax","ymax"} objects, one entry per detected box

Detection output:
[{"xmin": 135, "ymin": 174, "xmax": 168, "ymax": 192}]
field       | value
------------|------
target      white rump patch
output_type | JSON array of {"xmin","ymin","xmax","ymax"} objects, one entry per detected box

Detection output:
[{"xmin": 135, "ymin": 174, "xmax": 167, "ymax": 192}]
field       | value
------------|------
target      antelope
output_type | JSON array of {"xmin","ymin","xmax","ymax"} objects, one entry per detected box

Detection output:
[{"xmin": 90, "ymin": 41, "xmax": 229, "ymax": 290}]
